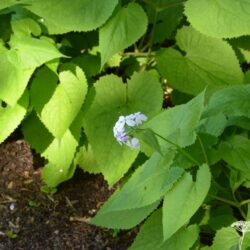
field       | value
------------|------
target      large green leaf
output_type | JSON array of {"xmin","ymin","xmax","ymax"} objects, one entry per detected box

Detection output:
[
  {"xmin": 143, "ymin": 90, "xmax": 205, "ymax": 150},
  {"xmin": 21, "ymin": 0, "xmax": 118, "ymax": 34},
  {"xmin": 99, "ymin": 3, "xmax": 147, "ymax": 67},
  {"xmin": 0, "ymin": 47, "xmax": 34, "ymax": 105},
  {"xmin": 203, "ymin": 85, "xmax": 250, "ymax": 119},
  {"xmin": 31, "ymin": 65, "xmax": 87, "ymax": 138},
  {"xmin": 98, "ymin": 151, "xmax": 183, "ymax": 211},
  {"xmin": 156, "ymin": 26, "xmax": 243, "ymax": 96},
  {"xmin": 220, "ymin": 135, "xmax": 250, "ymax": 174},
  {"xmin": 130, "ymin": 209, "xmax": 199, "ymax": 250},
  {"xmin": 163, "ymin": 164, "xmax": 211, "ymax": 240},
  {"xmin": 185, "ymin": 0, "xmax": 250, "ymax": 38},
  {"xmin": 0, "ymin": 91, "xmax": 28, "ymax": 143},
  {"xmin": 83, "ymin": 72, "xmax": 162, "ymax": 185}
]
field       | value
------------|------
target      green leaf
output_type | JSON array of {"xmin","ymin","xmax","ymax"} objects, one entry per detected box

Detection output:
[
  {"xmin": 139, "ymin": 128, "xmax": 162, "ymax": 155},
  {"xmin": 245, "ymin": 71, "xmax": 250, "ymax": 84},
  {"xmin": 156, "ymin": 26, "xmax": 243, "ymax": 96},
  {"xmin": 101, "ymin": 151, "xmax": 184, "ymax": 211},
  {"xmin": 219, "ymin": 135, "xmax": 250, "ymax": 173},
  {"xmin": 0, "ymin": 47, "xmax": 34, "ymax": 105},
  {"xmin": 22, "ymin": 112, "xmax": 53, "ymax": 153},
  {"xmin": 198, "ymin": 113, "xmax": 227, "ymax": 137},
  {"xmin": 130, "ymin": 209, "xmax": 199, "ymax": 250},
  {"xmin": 0, "ymin": 91, "xmax": 28, "ymax": 143},
  {"xmin": 203, "ymin": 85, "xmax": 250, "ymax": 119},
  {"xmin": 41, "ymin": 161, "xmax": 77, "ymax": 188},
  {"xmin": 22, "ymin": 112, "xmax": 82, "ymax": 187},
  {"xmin": 175, "ymin": 133, "xmax": 220, "ymax": 166},
  {"xmin": 22, "ymin": 0, "xmax": 118, "ymax": 34},
  {"xmin": 144, "ymin": 90, "xmax": 205, "ymax": 150},
  {"xmin": 83, "ymin": 72, "xmax": 162, "ymax": 185},
  {"xmin": 146, "ymin": 0, "xmax": 184, "ymax": 43},
  {"xmin": 242, "ymin": 231, "xmax": 250, "ymax": 250},
  {"xmin": 91, "ymin": 200, "xmax": 159, "ymax": 229},
  {"xmin": 77, "ymin": 145, "xmax": 99, "ymax": 174},
  {"xmin": 163, "ymin": 164, "xmax": 211, "ymax": 240},
  {"xmin": 208, "ymin": 206, "xmax": 235, "ymax": 231},
  {"xmin": 9, "ymin": 35, "xmax": 64, "ymax": 69},
  {"xmin": 0, "ymin": 0, "xmax": 21, "ymax": 11},
  {"xmin": 32, "ymin": 65, "xmax": 87, "ymax": 138},
  {"xmin": 207, "ymin": 227, "xmax": 240, "ymax": 250},
  {"xmin": 72, "ymin": 54, "xmax": 100, "ymax": 79},
  {"xmin": 185, "ymin": 0, "xmax": 250, "ymax": 38},
  {"xmin": 99, "ymin": 3, "xmax": 147, "ymax": 67},
  {"xmin": 11, "ymin": 17, "xmax": 41, "ymax": 37}
]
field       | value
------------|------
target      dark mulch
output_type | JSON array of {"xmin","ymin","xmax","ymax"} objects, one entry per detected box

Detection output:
[{"xmin": 0, "ymin": 140, "xmax": 137, "ymax": 250}]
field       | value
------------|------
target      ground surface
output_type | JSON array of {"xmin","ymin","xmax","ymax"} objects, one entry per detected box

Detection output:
[{"xmin": 0, "ymin": 139, "xmax": 137, "ymax": 250}]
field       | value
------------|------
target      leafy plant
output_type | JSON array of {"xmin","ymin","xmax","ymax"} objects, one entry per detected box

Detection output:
[{"xmin": 0, "ymin": 0, "xmax": 250, "ymax": 248}]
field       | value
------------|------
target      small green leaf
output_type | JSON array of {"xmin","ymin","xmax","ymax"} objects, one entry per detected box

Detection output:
[
  {"xmin": 130, "ymin": 209, "xmax": 199, "ymax": 250},
  {"xmin": 77, "ymin": 145, "xmax": 99, "ymax": 174},
  {"xmin": 203, "ymin": 85, "xmax": 250, "ymax": 119},
  {"xmin": 163, "ymin": 164, "xmax": 211, "ymax": 240},
  {"xmin": 156, "ymin": 26, "xmax": 243, "ymax": 96},
  {"xmin": 11, "ymin": 17, "xmax": 41, "ymax": 37},
  {"xmin": 0, "ymin": 91, "xmax": 29, "ymax": 143},
  {"xmin": 23, "ymin": 111, "xmax": 82, "ymax": 169},
  {"xmin": 144, "ymin": 90, "xmax": 205, "ymax": 150},
  {"xmin": 9, "ymin": 35, "xmax": 64, "ymax": 69},
  {"xmin": 185, "ymin": 0, "xmax": 250, "ymax": 38},
  {"xmin": 41, "ymin": 161, "xmax": 77, "ymax": 188},
  {"xmin": 99, "ymin": 3, "xmax": 147, "ymax": 67},
  {"xmin": 207, "ymin": 227, "xmax": 240, "ymax": 250},
  {"xmin": 139, "ymin": 128, "xmax": 162, "ymax": 155},
  {"xmin": 219, "ymin": 135, "xmax": 250, "ymax": 173},
  {"xmin": 0, "ymin": 47, "xmax": 34, "ymax": 105},
  {"xmin": 146, "ymin": 0, "xmax": 184, "ymax": 43}
]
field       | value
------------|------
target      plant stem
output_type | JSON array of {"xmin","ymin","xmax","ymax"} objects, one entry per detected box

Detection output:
[
  {"xmin": 209, "ymin": 194, "xmax": 247, "ymax": 220},
  {"xmin": 240, "ymin": 199, "xmax": 250, "ymax": 206},
  {"xmin": 209, "ymin": 194, "xmax": 239, "ymax": 207},
  {"xmin": 152, "ymin": 131, "xmax": 200, "ymax": 165},
  {"xmin": 197, "ymin": 135, "xmax": 209, "ymax": 164},
  {"xmin": 146, "ymin": 8, "xmax": 158, "ymax": 67}
]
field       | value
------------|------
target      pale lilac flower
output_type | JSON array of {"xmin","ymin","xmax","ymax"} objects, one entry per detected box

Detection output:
[
  {"xmin": 115, "ymin": 116, "xmax": 126, "ymax": 132},
  {"xmin": 134, "ymin": 112, "xmax": 148, "ymax": 125},
  {"xmin": 125, "ymin": 114, "xmax": 136, "ymax": 127},
  {"xmin": 113, "ymin": 112, "xmax": 148, "ymax": 149},
  {"xmin": 126, "ymin": 137, "xmax": 140, "ymax": 149}
]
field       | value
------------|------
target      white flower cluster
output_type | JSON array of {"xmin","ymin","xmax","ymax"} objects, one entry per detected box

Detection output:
[
  {"xmin": 113, "ymin": 112, "xmax": 148, "ymax": 149},
  {"xmin": 231, "ymin": 221, "xmax": 250, "ymax": 233}
]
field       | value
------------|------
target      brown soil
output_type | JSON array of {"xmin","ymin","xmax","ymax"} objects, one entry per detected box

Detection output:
[{"xmin": 0, "ymin": 140, "xmax": 137, "ymax": 250}]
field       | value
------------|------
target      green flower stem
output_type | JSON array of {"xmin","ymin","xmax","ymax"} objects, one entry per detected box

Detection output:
[
  {"xmin": 135, "ymin": 128, "xmax": 200, "ymax": 165},
  {"xmin": 197, "ymin": 135, "xmax": 209, "ymax": 164},
  {"xmin": 152, "ymin": 131, "xmax": 200, "ymax": 166}
]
